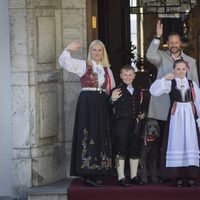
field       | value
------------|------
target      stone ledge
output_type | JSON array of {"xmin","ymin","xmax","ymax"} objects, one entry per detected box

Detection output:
[
  {"xmin": 0, "ymin": 197, "xmax": 12, "ymax": 200},
  {"xmin": 27, "ymin": 178, "xmax": 72, "ymax": 196}
]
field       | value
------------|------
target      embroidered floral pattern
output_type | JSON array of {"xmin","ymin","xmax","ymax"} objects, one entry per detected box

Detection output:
[
  {"xmin": 90, "ymin": 139, "xmax": 94, "ymax": 145},
  {"xmin": 115, "ymin": 154, "xmax": 120, "ymax": 168},
  {"xmin": 81, "ymin": 128, "xmax": 112, "ymax": 170}
]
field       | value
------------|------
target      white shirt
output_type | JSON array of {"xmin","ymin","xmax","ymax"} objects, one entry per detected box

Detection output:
[
  {"xmin": 127, "ymin": 85, "xmax": 134, "ymax": 95},
  {"xmin": 92, "ymin": 60, "xmax": 105, "ymax": 87},
  {"xmin": 59, "ymin": 49, "xmax": 116, "ymax": 88},
  {"xmin": 149, "ymin": 76, "xmax": 200, "ymax": 126},
  {"xmin": 175, "ymin": 77, "xmax": 189, "ymax": 101}
]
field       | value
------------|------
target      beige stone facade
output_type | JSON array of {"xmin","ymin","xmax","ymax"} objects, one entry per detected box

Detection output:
[{"xmin": 7, "ymin": 0, "xmax": 87, "ymax": 198}]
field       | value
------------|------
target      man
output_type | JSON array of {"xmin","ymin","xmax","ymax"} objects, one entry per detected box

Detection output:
[{"xmin": 146, "ymin": 20, "xmax": 199, "ymax": 144}]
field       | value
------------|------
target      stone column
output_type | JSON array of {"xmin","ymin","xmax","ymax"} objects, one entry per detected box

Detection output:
[
  {"xmin": 61, "ymin": 0, "xmax": 87, "ymax": 177},
  {"xmin": 9, "ymin": 0, "xmax": 32, "ymax": 197},
  {"xmin": 0, "ymin": 0, "xmax": 12, "ymax": 197}
]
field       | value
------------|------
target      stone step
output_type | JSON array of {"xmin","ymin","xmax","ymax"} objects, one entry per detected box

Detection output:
[
  {"xmin": 0, "ymin": 197, "xmax": 12, "ymax": 200},
  {"xmin": 28, "ymin": 179, "xmax": 72, "ymax": 200}
]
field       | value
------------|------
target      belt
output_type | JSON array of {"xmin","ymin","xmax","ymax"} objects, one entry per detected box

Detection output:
[{"xmin": 81, "ymin": 87, "xmax": 106, "ymax": 93}]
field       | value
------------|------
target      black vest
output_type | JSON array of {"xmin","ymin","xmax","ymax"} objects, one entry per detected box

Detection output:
[
  {"xmin": 169, "ymin": 79, "xmax": 194, "ymax": 104},
  {"xmin": 113, "ymin": 83, "xmax": 142, "ymax": 119}
]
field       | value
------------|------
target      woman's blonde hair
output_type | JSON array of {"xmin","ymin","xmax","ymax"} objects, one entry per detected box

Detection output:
[{"xmin": 87, "ymin": 40, "xmax": 111, "ymax": 67}]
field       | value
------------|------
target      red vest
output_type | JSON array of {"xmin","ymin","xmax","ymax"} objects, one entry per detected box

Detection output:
[{"xmin": 80, "ymin": 66, "xmax": 111, "ymax": 91}]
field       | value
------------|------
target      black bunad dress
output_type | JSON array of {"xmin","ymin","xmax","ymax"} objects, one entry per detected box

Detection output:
[
  {"xmin": 59, "ymin": 50, "xmax": 115, "ymax": 178},
  {"xmin": 70, "ymin": 66, "xmax": 114, "ymax": 176}
]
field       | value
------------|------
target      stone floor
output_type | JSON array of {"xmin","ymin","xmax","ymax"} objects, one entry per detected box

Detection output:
[{"xmin": 27, "ymin": 179, "xmax": 72, "ymax": 200}]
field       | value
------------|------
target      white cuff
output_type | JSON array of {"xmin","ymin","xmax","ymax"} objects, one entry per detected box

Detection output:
[
  {"xmin": 111, "ymin": 97, "xmax": 118, "ymax": 102},
  {"xmin": 153, "ymin": 38, "xmax": 160, "ymax": 45}
]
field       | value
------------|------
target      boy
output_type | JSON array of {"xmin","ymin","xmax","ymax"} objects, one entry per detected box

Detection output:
[{"xmin": 110, "ymin": 65, "xmax": 145, "ymax": 187}]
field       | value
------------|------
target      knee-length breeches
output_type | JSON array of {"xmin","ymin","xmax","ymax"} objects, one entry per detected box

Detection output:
[{"xmin": 115, "ymin": 118, "xmax": 140, "ymax": 159}]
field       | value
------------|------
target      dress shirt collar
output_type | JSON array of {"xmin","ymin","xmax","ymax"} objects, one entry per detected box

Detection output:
[
  {"xmin": 92, "ymin": 60, "xmax": 102, "ymax": 68},
  {"xmin": 175, "ymin": 77, "xmax": 188, "ymax": 91},
  {"xmin": 175, "ymin": 77, "xmax": 187, "ymax": 83}
]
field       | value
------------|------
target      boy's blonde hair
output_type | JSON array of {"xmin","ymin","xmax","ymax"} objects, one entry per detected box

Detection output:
[
  {"xmin": 120, "ymin": 64, "xmax": 135, "ymax": 74},
  {"xmin": 87, "ymin": 40, "xmax": 111, "ymax": 67}
]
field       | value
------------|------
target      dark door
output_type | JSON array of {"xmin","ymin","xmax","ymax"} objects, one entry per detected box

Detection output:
[{"xmin": 98, "ymin": 0, "xmax": 131, "ymax": 84}]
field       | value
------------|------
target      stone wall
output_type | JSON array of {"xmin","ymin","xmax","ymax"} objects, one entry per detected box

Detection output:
[
  {"xmin": 61, "ymin": 0, "xmax": 87, "ymax": 177},
  {"xmin": 0, "ymin": 0, "xmax": 12, "ymax": 197},
  {"xmin": 9, "ymin": 0, "xmax": 87, "ymax": 198}
]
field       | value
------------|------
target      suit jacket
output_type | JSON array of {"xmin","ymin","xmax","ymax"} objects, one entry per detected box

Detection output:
[{"xmin": 146, "ymin": 39, "xmax": 199, "ymax": 121}]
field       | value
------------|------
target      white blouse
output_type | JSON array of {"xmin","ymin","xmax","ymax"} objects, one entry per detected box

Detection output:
[
  {"xmin": 91, "ymin": 60, "xmax": 106, "ymax": 87},
  {"xmin": 59, "ymin": 49, "xmax": 116, "ymax": 88},
  {"xmin": 150, "ymin": 77, "xmax": 200, "ymax": 126}
]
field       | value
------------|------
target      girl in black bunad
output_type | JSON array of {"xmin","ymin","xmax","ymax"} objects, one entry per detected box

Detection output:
[
  {"xmin": 59, "ymin": 40, "xmax": 115, "ymax": 186},
  {"xmin": 150, "ymin": 59, "xmax": 200, "ymax": 188}
]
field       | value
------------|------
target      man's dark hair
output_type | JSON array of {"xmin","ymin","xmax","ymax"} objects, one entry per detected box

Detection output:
[{"xmin": 168, "ymin": 32, "xmax": 182, "ymax": 41}]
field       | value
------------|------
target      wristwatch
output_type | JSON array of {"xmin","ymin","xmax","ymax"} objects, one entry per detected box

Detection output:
[{"xmin": 153, "ymin": 36, "xmax": 161, "ymax": 40}]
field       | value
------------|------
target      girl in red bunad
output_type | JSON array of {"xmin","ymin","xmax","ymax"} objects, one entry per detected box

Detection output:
[
  {"xmin": 59, "ymin": 40, "xmax": 115, "ymax": 186},
  {"xmin": 150, "ymin": 59, "xmax": 200, "ymax": 188}
]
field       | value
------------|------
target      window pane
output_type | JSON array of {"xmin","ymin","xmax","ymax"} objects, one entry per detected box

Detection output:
[
  {"xmin": 130, "ymin": 0, "xmax": 137, "ymax": 7},
  {"xmin": 130, "ymin": 14, "xmax": 137, "ymax": 49}
]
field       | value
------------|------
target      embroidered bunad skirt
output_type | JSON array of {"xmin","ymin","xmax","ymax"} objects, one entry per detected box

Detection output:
[{"xmin": 70, "ymin": 90, "xmax": 112, "ymax": 177}]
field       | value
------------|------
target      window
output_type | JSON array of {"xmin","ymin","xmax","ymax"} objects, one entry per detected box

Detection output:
[
  {"xmin": 130, "ymin": 0, "xmax": 144, "ymax": 69},
  {"xmin": 130, "ymin": 1, "xmax": 137, "ymax": 50}
]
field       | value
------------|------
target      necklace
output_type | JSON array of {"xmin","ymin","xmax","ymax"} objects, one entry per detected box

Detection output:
[{"xmin": 180, "ymin": 84, "xmax": 185, "ymax": 90}]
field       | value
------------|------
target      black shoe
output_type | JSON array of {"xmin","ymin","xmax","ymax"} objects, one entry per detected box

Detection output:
[
  {"xmin": 118, "ymin": 178, "xmax": 130, "ymax": 187},
  {"xmin": 95, "ymin": 179, "xmax": 103, "ymax": 185},
  {"xmin": 83, "ymin": 178, "xmax": 104, "ymax": 187},
  {"xmin": 188, "ymin": 178, "xmax": 195, "ymax": 188},
  {"xmin": 130, "ymin": 176, "xmax": 144, "ymax": 185},
  {"xmin": 176, "ymin": 178, "xmax": 183, "ymax": 188}
]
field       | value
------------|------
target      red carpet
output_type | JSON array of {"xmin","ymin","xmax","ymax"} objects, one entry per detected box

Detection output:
[{"xmin": 68, "ymin": 177, "xmax": 200, "ymax": 200}]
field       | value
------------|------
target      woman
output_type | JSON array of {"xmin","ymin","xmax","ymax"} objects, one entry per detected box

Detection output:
[{"xmin": 59, "ymin": 40, "xmax": 115, "ymax": 186}]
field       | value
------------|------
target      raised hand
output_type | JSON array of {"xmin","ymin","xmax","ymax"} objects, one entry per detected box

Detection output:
[
  {"xmin": 137, "ymin": 112, "xmax": 145, "ymax": 120},
  {"xmin": 111, "ymin": 88, "xmax": 122, "ymax": 101},
  {"xmin": 156, "ymin": 19, "xmax": 163, "ymax": 38},
  {"xmin": 164, "ymin": 71, "xmax": 176, "ymax": 80},
  {"xmin": 66, "ymin": 40, "xmax": 82, "ymax": 51}
]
